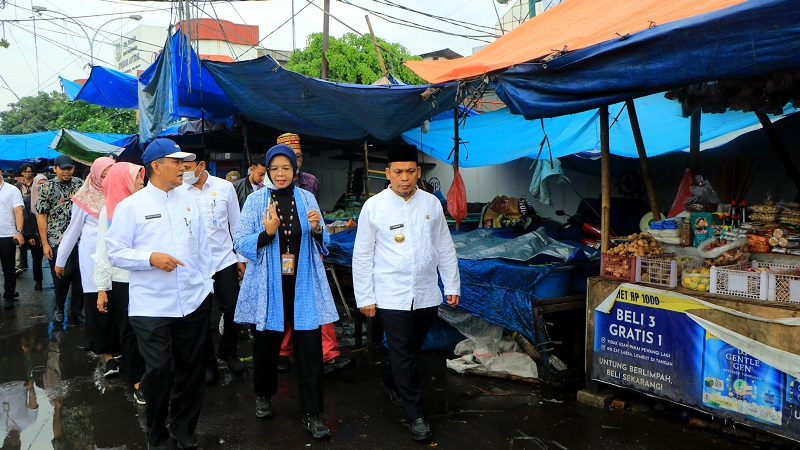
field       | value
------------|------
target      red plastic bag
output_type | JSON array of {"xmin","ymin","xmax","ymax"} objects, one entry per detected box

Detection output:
[
  {"xmin": 447, "ymin": 167, "xmax": 467, "ymax": 228},
  {"xmin": 667, "ymin": 168, "xmax": 695, "ymax": 218}
]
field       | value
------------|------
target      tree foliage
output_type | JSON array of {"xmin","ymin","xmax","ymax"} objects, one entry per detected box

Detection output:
[
  {"xmin": 286, "ymin": 32, "xmax": 426, "ymax": 85},
  {"xmin": 0, "ymin": 91, "xmax": 137, "ymax": 135}
]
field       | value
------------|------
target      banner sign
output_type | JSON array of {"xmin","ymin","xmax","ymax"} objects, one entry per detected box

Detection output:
[{"xmin": 592, "ymin": 283, "xmax": 800, "ymax": 442}]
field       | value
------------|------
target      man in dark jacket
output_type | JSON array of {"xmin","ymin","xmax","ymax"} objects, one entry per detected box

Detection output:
[{"xmin": 232, "ymin": 154, "xmax": 268, "ymax": 210}]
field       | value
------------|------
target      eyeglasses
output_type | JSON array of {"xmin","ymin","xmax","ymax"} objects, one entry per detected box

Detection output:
[{"xmin": 268, "ymin": 166, "xmax": 294, "ymax": 173}]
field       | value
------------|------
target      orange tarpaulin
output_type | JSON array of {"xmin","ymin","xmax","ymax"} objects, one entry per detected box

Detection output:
[{"xmin": 405, "ymin": 0, "xmax": 745, "ymax": 84}]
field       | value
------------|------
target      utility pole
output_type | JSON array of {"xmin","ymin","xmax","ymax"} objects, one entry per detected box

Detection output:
[{"xmin": 321, "ymin": 0, "xmax": 330, "ymax": 80}]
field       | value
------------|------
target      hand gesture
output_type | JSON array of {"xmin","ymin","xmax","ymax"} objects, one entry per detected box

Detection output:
[
  {"xmin": 97, "ymin": 291, "xmax": 109, "ymax": 313},
  {"xmin": 359, "ymin": 304, "xmax": 376, "ymax": 318},
  {"xmin": 43, "ymin": 243, "xmax": 53, "ymax": 260},
  {"xmin": 149, "ymin": 252, "xmax": 185, "ymax": 272},
  {"xmin": 446, "ymin": 295, "xmax": 460, "ymax": 307},
  {"xmin": 306, "ymin": 210, "xmax": 322, "ymax": 232},
  {"xmin": 54, "ymin": 266, "xmax": 65, "ymax": 278},
  {"xmin": 262, "ymin": 201, "xmax": 279, "ymax": 236}
]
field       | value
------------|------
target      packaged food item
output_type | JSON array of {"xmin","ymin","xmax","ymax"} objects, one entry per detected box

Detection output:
[{"xmin": 691, "ymin": 212, "xmax": 720, "ymax": 246}]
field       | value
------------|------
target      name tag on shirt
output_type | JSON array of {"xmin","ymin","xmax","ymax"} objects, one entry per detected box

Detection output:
[
  {"xmin": 145, "ymin": 214, "xmax": 161, "ymax": 220},
  {"xmin": 389, "ymin": 223, "xmax": 404, "ymax": 230}
]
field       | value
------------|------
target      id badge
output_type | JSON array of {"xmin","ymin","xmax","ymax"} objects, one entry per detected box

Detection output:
[
  {"xmin": 189, "ymin": 238, "xmax": 199, "ymax": 255},
  {"xmin": 281, "ymin": 253, "xmax": 296, "ymax": 276}
]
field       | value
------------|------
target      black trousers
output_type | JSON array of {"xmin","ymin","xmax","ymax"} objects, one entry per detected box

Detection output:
[
  {"xmin": 29, "ymin": 243, "xmax": 43, "ymax": 282},
  {"xmin": 84, "ymin": 292, "xmax": 119, "ymax": 355},
  {"xmin": 379, "ymin": 306, "xmax": 438, "ymax": 421},
  {"xmin": 17, "ymin": 242, "xmax": 28, "ymax": 268},
  {"xmin": 130, "ymin": 295, "xmax": 211, "ymax": 447},
  {"xmin": 0, "ymin": 237, "xmax": 16, "ymax": 302},
  {"xmin": 205, "ymin": 262, "xmax": 241, "ymax": 368},
  {"xmin": 253, "ymin": 326, "xmax": 323, "ymax": 414},
  {"xmin": 50, "ymin": 245, "xmax": 83, "ymax": 318},
  {"xmin": 109, "ymin": 281, "xmax": 145, "ymax": 386}
]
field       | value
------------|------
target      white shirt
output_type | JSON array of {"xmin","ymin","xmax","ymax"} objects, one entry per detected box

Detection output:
[
  {"xmin": 180, "ymin": 173, "xmax": 245, "ymax": 273},
  {"xmin": 93, "ymin": 206, "xmax": 129, "ymax": 290},
  {"xmin": 55, "ymin": 204, "xmax": 99, "ymax": 292},
  {"xmin": 106, "ymin": 183, "xmax": 214, "ymax": 318},
  {"xmin": 0, "ymin": 180, "xmax": 23, "ymax": 238},
  {"xmin": 353, "ymin": 187, "xmax": 460, "ymax": 310}
]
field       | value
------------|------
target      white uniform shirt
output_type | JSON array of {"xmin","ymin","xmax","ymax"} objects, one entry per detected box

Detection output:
[
  {"xmin": 105, "ymin": 183, "xmax": 213, "ymax": 318},
  {"xmin": 0, "ymin": 180, "xmax": 23, "ymax": 238},
  {"xmin": 93, "ymin": 206, "xmax": 129, "ymax": 290},
  {"xmin": 353, "ymin": 187, "xmax": 460, "ymax": 310},
  {"xmin": 180, "ymin": 173, "xmax": 245, "ymax": 273},
  {"xmin": 55, "ymin": 204, "xmax": 99, "ymax": 293}
]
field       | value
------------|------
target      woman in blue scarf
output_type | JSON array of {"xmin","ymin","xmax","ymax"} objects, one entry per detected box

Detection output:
[{"xmin": 234, "ymin": 144, "xmax": 338, "ymax": 440}]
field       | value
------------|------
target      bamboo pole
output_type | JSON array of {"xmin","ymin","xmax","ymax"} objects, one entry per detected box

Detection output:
[
  {"xmin": 453, "ymin": 106, "xmax": 460, "ymax": 231},
  {"xmin": 689, "ymin": 111, "xmax": 701, "ymax": 174},
  {"xmin": 600, "ymin": 105, "xmax": 611, "ymax": 252},
  {"xmin": 626, "ymin": 100, "xmax": 660, "ymax": 220},
  {"xmin": 363, "ymin": 141, "xmax": 370, "ymax": 198},
  {"xmin": 365, "ymin": 16, "xmax": 388, "ymax": 77}
]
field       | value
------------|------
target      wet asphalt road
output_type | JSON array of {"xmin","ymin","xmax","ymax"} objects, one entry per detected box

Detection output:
[{"xmin": 0, "ymin": 263, "xmax": 793, "ymax": 450}]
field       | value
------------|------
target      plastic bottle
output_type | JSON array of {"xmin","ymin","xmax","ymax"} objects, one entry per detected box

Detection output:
[
  {"xmin": 731, "ymin": 201, "xmax": 740, "ymax": 228},
  {"xmin": 740, "ymin": 200, "xmax": 748, "ymax": 224}
]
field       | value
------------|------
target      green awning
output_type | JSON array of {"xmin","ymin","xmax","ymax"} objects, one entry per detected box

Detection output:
[{"xmin": 49, "ymin": 129, "xmax": 125, "ymax": 165}]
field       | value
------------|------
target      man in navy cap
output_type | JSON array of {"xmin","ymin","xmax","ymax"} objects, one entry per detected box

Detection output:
[
  {"xmin": 106, "ymin": 138, "xmax": 214, "ymax": 450},
  {"xmin": 35, "ymin": 154, "xmax": 84, "ymax": 323}
]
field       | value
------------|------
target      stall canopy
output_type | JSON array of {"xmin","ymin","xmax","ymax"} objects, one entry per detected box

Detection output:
[
  {"xmin": 406, "ymin": 0, "xmax": 800, "ymax": 120},
  {"xmin": 138, "ymin": 31, "xmax": 239, "ymax": 141},
  {"xmin": 202, "ymin": 56, "xmax": 467, "ymax": 141},
  {"xmin": 60, "ymin": 66, "xmax": 138, "ymax": 110},
  {"xmin": 0, "ymin": 131, "xmax": 135, "ymax": 170},
  {"xmin": 405, "ymin": 0, "xmax": 747, "ymax": 84},
  {"xmin": 49, "ymin": 129, "xmax": 131, "ymax": 164},
  {"xmin": 402, "ymin": 93, "xmax": 798, "ymax": 167}
]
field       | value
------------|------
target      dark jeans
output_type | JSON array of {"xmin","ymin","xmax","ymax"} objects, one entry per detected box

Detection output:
[
  {"xmin": 0, "ymin": 237, "xmax": 16, "ymax": 302},
  {"xmin": 379, "ymin": 306, "xmax": 438, "ymax": 421},
  {"xmin": 205, "ymin": 263, "xmax": 241, "ymax": 368},
  {"xmin": 50, "ymin": 244, "xmax": 83, "ymax": 318},
  {"xmin": 29, "ymin": 244, "xmax": 43, "ymax": 282},
  {"xmin": 253, "ymin": 326, "xmax": 323, "ymax": 414},
  {"xmin": 109, "ymin": 281, "xmax": 145, "ymax": 386},
  {"xmin": 130, "ymin": 296, "xmax": 211, "ymax": 447}
]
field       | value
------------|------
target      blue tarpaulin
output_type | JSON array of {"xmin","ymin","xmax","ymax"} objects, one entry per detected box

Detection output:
[
  {"xmin": 402, "ymin": 92, "xmax": 798, "ymax": 167},
  {"xmin": 0, "ymin": 131, "xmax": 134, "ymax": 170},
  {"xmin": 202, "ymin": 55, "xmax": 468, "ymax": 141},
  {"xmin": 61, "ymin": 66, "xmax": 138, "ymax": 110},
  {"xmin": 138, "ymin": 31, "xmax": 238, "ymax": 142},
  {"xmin": 494, "ymin": 0, "xmax": 800, "ymax": 120}
]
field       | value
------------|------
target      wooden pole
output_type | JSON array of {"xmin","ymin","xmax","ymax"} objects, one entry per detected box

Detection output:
[
  {"xmin": 755, "ymin": 111, "xmax": 800, "ymax": 202},
  {"xmin": 365, "ymin": 16, "xmax": 387, "ymax": 77},
  {"xmin": 363, "ymin": 141, "xmax": 370, "ymax": 198},
  {"xmin": 453, "ymin": 106, "xmax": 460, "ymax": 231},
  {"xmin": 689, "ymin": 111, "xmax": 701, "ymax": 174},
  {"xmin": 626, "ymin": 99, "xmax": 660, "ymax": 220},
  {"xmin": 321, "ymin": 0, "xmax": 330, "ymax": 80},
  {"xmin": 600, "ymin": 105, "xmax": 611, "ymax": 252}
]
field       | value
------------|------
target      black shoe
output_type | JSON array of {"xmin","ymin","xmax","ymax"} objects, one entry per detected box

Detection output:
[
  {"xmin": 3, "ymin": 302, "xmax": 13, "ymax": 310},
  {"xmin": 409, "ymin": 418, "xmax": 432, "ymax": 442},
  {"xmin": 205, "ymin": 367, "xmax": 219, "ymax": 386},
  {"xmin": 133, "ymin": 387, "xmax": 146, "ymax": 405},
  {"xmin": 255, "ymin": 396, "xmax": 273, "ymax": 419},
  {"xmin": 13, "ymin": 292, "xmax": 19, "ymax": 298},
  {"xmin": 224, "ymin": 356, "xmax": 246, "ymax": 375},
  {"xmin": 104, "ymin": 359, "xmax": 120, "ymax": 378},
  {"xmin": 169, "ymin": 432, "xmax": 199, "ymax": 450},
  {"xmin": 302, "ymin": 414, "xmax": 331, "ymax": 440},
  {"xmin": 34, "ymin": 281, "xmax": 42, "ymax": 291},
  {"xmin": 70, "ymin": 314, "xmax": 86, "ymax": 324},
  {"xmin": 277, "ymin": 355, "xmax": 291, "ymax": 372},
  {"xmin": 381, "ymin": 382, "xmax": 403, "ymax": 407},
  {"xmin": 15, "ymin": 268, "xmax": 22, "ymax": 276},
  {"xmin": 53, "ymin": 309, "xmax": 64, "ymax": 322},
  {"xmin": 323, "ymin": 356, "xmax": 355, "ymax": 376}
]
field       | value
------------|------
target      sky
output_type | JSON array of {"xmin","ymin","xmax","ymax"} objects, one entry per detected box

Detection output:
[{"xmin": 0, "ymin": 0, "xmax": 516, "ymax": 112}]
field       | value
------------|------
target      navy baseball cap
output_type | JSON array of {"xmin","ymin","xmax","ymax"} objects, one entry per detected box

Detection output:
[{"xmin": 142, "ymin": 139, "xmax": 196, "ymax": 165}]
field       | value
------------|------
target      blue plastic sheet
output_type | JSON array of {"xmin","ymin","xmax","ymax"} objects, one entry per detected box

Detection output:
[
  {"xmin": 403, "ymin": 92, "xmax": 798, "ymax": 166},
  {"xmin": 203, "ymin": 56, "xmax": 468, "ymax": 141},
  {"xmin": 494, "ymin": 0, "xmax": 800, "ymax": 120},
  {"xmin": 61, "ymin": 66, "xmax": 138, "ymax": 110},
  {"xmin": 0, "ymin": 131, "xmax": 135, "ymax": 170}
]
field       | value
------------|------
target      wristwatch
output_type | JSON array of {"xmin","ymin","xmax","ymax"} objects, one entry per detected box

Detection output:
[{"xmin": 16, "ymin": 229, "xmax": 22, "ymax": 233}]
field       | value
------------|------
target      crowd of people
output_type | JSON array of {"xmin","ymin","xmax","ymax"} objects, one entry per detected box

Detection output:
[{"xmin": 0, "ymin": 133, "xmax": 461, "ymax": 448}]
